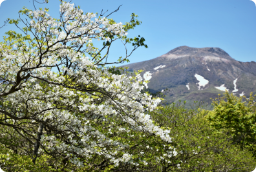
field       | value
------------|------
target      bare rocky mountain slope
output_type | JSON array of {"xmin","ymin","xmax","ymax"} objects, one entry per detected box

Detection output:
[{"xmin": 118, "ymin": 46, "xmax": 256, "ymax": 110}]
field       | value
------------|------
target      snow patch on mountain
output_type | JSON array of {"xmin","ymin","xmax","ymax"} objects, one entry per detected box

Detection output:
[
  {"xmin": 215, "ymin": 84, "xmax": 229, "ymax": 92},
  {"xmin": 194, "ymin": 74, "xmax": 209, "ymax": 90},
  {"xmin": 154, "ymin": 65, "xmax": 166, "ymax": 70},
  {"xmin": 240, "ymin": 91, "xmax": 244, "ymax": 97},
  {"xmin": 202, "ymin": 61, "xmax": 210, "ymax": 71},
  {"xmin": 186, "ymin": 83, "xmax": 190, "ymax": 90},
  {"xmin": 186, "ymin": 74, "xmax": 244, "ymax": 97},
  {"xmin": 214, "ymin": 79, "xmax": 245, "ymax": 97},
  {"xmin": 232, "ymin": 78, "xmax": 238, "ymax": 92}
]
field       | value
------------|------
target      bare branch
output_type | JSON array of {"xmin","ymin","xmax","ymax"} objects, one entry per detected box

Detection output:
[
  {"xmin": 32, "ymin": 122, "xmax": 44, "ymax": 164},
  {"xmin": 0, "ymin": 18, "xmax": 10, "ymax": 29}
]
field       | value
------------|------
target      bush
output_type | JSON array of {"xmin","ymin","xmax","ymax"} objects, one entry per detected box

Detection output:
[{"xmin": 206, "ymin": 91, "xmax": 256, "ymax": 159}]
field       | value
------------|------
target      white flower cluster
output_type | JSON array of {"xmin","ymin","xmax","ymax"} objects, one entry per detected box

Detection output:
[
  {"xmin": 110, "ymin": 153, "xmax": 132, "ymax": 167},
  {"xmin": 0, "ymin": 0, "xmax": 176, "ymax": 168}
]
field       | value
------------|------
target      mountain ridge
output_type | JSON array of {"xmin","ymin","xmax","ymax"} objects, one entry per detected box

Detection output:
[{"xmin": 118, "ymin": 46, "xmax": 256, "ymax": 110}]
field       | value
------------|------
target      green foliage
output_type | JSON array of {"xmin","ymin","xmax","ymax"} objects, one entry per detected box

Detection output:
[
  {"xmin": 206, "ymin": 91, "xmax": 256, "ymax": 159},
  {"xmin": 105, "ymin": 66, "xmax": 122, "ymax": 75},
  {"xmin": 0, "ymin": 120, "xmax": 70, "ymax": 171},
  {"xmin": 147, "ymin": 101, "xmax": 256, "ymax": 171}
]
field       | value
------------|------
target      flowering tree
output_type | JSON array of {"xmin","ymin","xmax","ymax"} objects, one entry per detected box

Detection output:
[{"xmin": 0, "ymin": 0, "xmax": 175, "ymax": 170}]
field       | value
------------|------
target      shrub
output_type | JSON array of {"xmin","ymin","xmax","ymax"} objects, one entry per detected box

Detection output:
[{"xmin": 206, "ymin": 91, "xmax": 256, "ymax": 159}]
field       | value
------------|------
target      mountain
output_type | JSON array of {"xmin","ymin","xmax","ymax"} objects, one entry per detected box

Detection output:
[{"xmin": 118, "ymin": 46, "xmax": 256, "ymax": 110}]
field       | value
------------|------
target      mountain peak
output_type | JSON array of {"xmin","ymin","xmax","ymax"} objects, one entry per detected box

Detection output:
[{"xmin": 161, "ymin": 46, "xmax": 234, "ymax": 61}]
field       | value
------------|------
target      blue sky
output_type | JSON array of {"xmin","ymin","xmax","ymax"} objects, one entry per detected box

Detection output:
[{"xmin": 0, "ymin": 0, "xmax": 256, "ymax": 70}]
